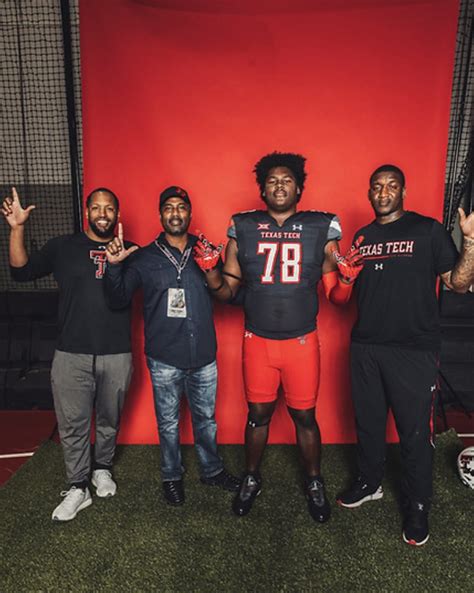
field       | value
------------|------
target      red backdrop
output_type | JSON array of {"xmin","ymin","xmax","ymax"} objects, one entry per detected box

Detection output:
[{"xmin": 80, "ymin": 0, "xmax": 459, "ymax": 444}]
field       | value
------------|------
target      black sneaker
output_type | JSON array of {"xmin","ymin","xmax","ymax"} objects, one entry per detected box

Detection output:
[
  {"xmin": 402, "ymin": 501, "xmax": 429, "ymax": 546},
  {"xmin": 337, "ymin": 477, "xmax": 383, "ymax": 508},
  {"xmin": 163, "ymin": 480, "xmax": 185, "ymax": 506},
  {"xmin": 200, "ymin": 469, "xmax": 241, "ymax": 492},
  {"xmin": 305, "ymin": 477, "xmax": 331, "ymax": 523},
  {"xmin": 232, "ymin": 474, "xmax": 261, "ymax": 516}
]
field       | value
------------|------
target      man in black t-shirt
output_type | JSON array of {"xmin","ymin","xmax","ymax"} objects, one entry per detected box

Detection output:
[
  {"xmin": 1, "ymin": 187, "xmax": 137, "ymax": 522},
  {"xmin": 336, "ymin": 164, "xmax": 474, "ymax": 546}
]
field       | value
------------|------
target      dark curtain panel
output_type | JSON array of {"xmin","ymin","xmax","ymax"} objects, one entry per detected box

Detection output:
[{"xmin": 444, "ymin": 0, "xmax": 473, "ymax": 232}]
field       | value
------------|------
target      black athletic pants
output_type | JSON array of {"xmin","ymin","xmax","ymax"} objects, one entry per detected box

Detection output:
[{"xmin": 350, "ymin": 343, "xmax": 438, "ymax": 505}]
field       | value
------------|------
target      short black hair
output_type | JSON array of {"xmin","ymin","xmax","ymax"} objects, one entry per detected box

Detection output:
[
  {"xmin": 254, "ymin": 152, "xmax": 307, "ymax": 201},
  {"xmin": 85, "ymin": 187, "xmax": 120, "ymax": 209},
  {"xmin": 369, "ymin": 164, "xmax": 405, "ymax": 188}
]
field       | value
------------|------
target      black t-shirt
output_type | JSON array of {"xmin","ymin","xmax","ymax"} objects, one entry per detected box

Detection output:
[
  {"xmin": 10, "ymin": 233, "xmax": 132, "ymax": 355},
  {"xmin": 229, "ymin": 210, "xmax": 342, "ymax": 339},
  {"xmin": 352, "ymin": 211, "xmax": 458, "ymax": 350}
]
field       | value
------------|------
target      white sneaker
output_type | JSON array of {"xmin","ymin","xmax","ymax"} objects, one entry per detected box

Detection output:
[
  {"xmin": 52, "ymin": 486, "xmax": 92, "ymax": 521},
  {"xmin": 91, "ymin": 469, "xmax": 117, "ymax": 497}
]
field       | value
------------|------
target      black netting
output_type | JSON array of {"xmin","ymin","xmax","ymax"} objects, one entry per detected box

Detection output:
[
  {"xmin": 0, "ymin": 0, "xmax": 82, "ymax": 291},
  {"xmin": 443, "ymin": 0, "xmax": 473, "ymax": 232}
]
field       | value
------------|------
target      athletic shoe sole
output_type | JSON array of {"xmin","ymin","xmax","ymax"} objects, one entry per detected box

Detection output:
[
  {"xmin": 91, "ymin": 475, "xmax": 116, "ymax": 498},
  {"xmin": 402, "ymin": 531, "xmax": 430, "ymax": 546},
  {"xmin": 52, "ymin": 497, "xmax": 92, "ymax": 522},
  {"xmin": 337, "ymin": 486, "xmax": 384, "ymax": 508}
]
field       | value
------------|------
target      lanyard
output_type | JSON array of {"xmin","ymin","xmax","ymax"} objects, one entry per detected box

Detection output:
[{"xmin": 155, "ymin": 241, "xmax": 192, "ymax": 282}]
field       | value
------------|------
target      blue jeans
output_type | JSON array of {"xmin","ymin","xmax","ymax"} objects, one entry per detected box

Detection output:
[{"xmin": 147, "ymin": 358, "xmax": 223, "ymax": 481}]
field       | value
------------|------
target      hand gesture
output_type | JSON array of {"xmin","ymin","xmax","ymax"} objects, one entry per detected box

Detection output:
[
  {"xmin": 105, "ymin": 223, "xmax": 139, "ymax": 264},
  {"xmin": 1, "ymin": 187, "xmax": 36, "ymax": 228},
  {"xmin": 193, "ymin": 233, "xmax": 223, "ymax": 272},
  {"xmin": 458, "ymin": 208, "xmax": 474, "ymax": 240},
  {"xmin": 333, "ymin": 236, "xmax": 365, "ymax": 283}
]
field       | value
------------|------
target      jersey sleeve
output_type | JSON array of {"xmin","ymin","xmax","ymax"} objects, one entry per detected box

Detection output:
[
  {"xmin": 10, "ymin": 236, "xmax": 60, "ymax": 282},
  {"xmin": 327, "ymin": 215, "xmax": 342, "ymax": 242},
  {"xmin": 431, "ymin": 220, "xmax": 459, "ymax": 275}
]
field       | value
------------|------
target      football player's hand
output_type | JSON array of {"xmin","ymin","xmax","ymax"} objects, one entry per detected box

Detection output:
[
  {"xmin": 105, "ymin": 223, "xmax": 139, "ymax": 264},
  {"xmin": 333, "ymin": 236, "xmax": 364, "ymax": 283},
  {"xmin": 193, "ymin": 233, "xmax": 223, "ymax": 272},
  {"xmin": 1, "ymin": 187, "xmax": 36, "ymax": 228}
]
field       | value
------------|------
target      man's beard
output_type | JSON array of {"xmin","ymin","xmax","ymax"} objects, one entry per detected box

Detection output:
[
  {"xmin": 164, "ymin": 218, "xmax": 189, "ymax": 236},
  {"xmin": 166, "ymin": 226, "xmax": 187, "ymax": 236},
  {"xmin": 89, "ymin": 219, "xmax": 116, "ymax": 239}
]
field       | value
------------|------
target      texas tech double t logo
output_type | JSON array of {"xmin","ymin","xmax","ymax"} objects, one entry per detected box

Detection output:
[{"xmin": 89, "ymin": 249, "xmax": 107, "ymax": 279}]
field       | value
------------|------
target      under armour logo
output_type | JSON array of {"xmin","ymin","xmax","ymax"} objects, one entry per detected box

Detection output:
[
  {"xmin": 292, "ymin": 224, "xmax": 303, "ymax": 231},
  {"xmin": 375, "ymin": 263, "xmax": 384, "ymax": 270},
  {"xmin": 258, "ymin": 223, "xmax": 270, "ymax": 230},
  {"xmin": 244, "ymin": 331, "xmax": 253, "ymax": 338}
]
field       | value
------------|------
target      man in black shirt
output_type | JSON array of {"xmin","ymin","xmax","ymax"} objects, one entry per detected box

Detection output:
[
  {"xmin": 196, "ymin": 153, "xmax": 363, "ymax": 521},
  {"xmin": 104, "ymin": 186, "xmax": 239, "ymax": 506},
  {"xmin": 337, "ymin": 164, "xmax": 474, "ymax": 546},
  {"xmin": 1, "ymin": 187, "xmax": 135, "ymax": 521}
]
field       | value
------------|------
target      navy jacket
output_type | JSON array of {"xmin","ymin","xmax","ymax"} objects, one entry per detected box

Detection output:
[{"xmin": 104, "ymin": 233, "xmax": 217, "ymax": 368}]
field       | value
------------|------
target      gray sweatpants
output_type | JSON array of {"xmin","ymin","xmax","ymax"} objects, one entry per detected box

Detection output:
[{"xmin": 51, "ymin": 350, "xmax": 133, "ymax": 485}]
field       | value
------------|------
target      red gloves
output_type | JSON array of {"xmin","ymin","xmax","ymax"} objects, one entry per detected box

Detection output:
[
  {"xmin": 333, "ymin": 236, "xmax": 364, "ymax": 283},
  {"xmin": 193, "ymin": 233, "xmax": 223, "ymax": 272}
]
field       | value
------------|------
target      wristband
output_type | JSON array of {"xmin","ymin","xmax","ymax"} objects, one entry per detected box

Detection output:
[
  {"xmin": 209, "ymin": 280, "xmax": 224, "ymax": 292},
  {"xmin": 222, "ymin": 271, "xmax": 242, "ymax": 281}
]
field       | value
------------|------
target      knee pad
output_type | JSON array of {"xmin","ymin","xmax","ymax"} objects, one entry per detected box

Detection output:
[{"xmin": 247, "ymin": 414, "xmax": 271, "ymax": 429}]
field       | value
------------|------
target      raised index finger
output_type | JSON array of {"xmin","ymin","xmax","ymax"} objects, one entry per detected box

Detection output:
[
  {"xmin": 118, "ymin": 222, "xmax": 124, "ymax": 243},
  {"xmin": 11, "ymin": 187, "xmax": 20, "ymax": 204}
]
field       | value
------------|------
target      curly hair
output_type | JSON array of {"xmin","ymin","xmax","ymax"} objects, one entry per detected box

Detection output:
[{"xmin": 254, "ymin": 152, "xmax": 307, "ymax": 201}]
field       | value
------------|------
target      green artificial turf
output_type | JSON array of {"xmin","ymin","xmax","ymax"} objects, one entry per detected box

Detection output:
[{"xmin": 0, "ymin": 430, "xmax": 472, "ymax": 592}]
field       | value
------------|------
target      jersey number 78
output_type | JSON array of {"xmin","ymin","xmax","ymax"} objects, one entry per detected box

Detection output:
[{"xmin": 257, "ymin": 242, "xmax": 301, "ymax": 284}]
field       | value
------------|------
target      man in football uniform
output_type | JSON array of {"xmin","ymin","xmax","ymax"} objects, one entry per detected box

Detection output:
[
  {"xmin": 336, "ymin": 164, "xmax": 474, "ymax": 546},
  {"xmin": 194, "ymin": 152, "xmax": 363, "ymax": 521},
  {"xmin": 1, "ymin": 187, "xmax": 135, "ymax": 521}
]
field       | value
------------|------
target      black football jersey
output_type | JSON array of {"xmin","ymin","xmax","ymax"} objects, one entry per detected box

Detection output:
[{"xmin": 229, "ymin": 210, "xmax": 341, "ymax": 339}]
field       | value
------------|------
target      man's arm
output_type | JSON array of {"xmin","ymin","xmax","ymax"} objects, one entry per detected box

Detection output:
[
  {"xmin": 322, "ymin": 237, "xmax": 364, "ymax": 305},
  {"xmin": 441, "ymin": 209, "xmax": 474, "ymax": 293},
  {"xmin": 2, "ymin": 187, "xmax": 56, "ymax": 281},
  {"xmin": 1, "ymin": 187, "xmax": 36, "ymax": 268},
  {"xmin": 322, "ymin": 240, "xmax": 339, "ymax": 275},
  {"xmin": 104, "ymin": 222, "xmax": 141, "ymax": 309},
  {"xmin": 194, "ymin": 238, "xmax": 242, "ymax": 302},
  {"xmin": 196, "ymin": 237, "xmax": 243, "ymax": 302},
  {"xmin": 193, "ymin": 219, "xmax": 243, "ymax": 302}
]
